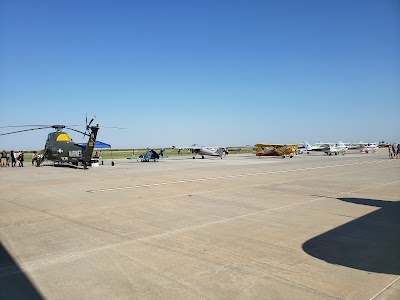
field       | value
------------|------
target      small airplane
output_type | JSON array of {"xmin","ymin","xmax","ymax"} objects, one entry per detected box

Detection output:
[
  {"xmin": 172, "ymin": 145, "xmax": 225, "ymax": 159},
  {"xmin": 255, "ymin": 144, "xmax": 298, "ymax": 158},
  {"xmin": 323, "ymin": 141, "xmax": 348, "ymax": 155},
  {"xmin": 189, "ymin": 146, "xmax": 225, "ymax": 159},
  {"xmin": 297, "ymin": 141, "xmax": 313, "ymax": 154},
  {"xmin": 360, "ymin": 143, "xmax": 379, "ymax": 153},
  {"xmin": 138, "ymin": 149, "xmax": 165, "ymax": 162},
  {"xmin": 297, "ymin": 141, "xmax": 348, "ymax": 156},
  {"xmin": 347, "ymin": 142, "xmax": 379, "ymax": 153},
  {"xmin": 307, "ymin": 142, "xmax": 331, "ymax": 152}
]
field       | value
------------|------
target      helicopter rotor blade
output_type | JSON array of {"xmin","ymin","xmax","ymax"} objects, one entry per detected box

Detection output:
[
  {"xmin": 88, "ymin": 115, "xmax": 96, "ymax": 127},
  {"xmin": 0, "ymin": 126, "xmax": 54, "ymax": 136},
  {"xmin": 0, "ymin": 125, "xmax": 50, "ymax": 128},
  {"xmin": 65, "ymin": 127, "xmax": 89, "ymax": 136},
  {"xmin": 99, "ymin": 126, "xmax": 127, "ymax": 129}
]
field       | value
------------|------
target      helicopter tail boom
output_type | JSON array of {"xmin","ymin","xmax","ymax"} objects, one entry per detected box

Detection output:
[{"xmin": 82, "ymin": 125, "xmax": 100, "ymax": 164}]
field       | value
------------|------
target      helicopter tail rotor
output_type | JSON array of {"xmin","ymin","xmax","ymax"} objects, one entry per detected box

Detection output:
[
  {"xmin": 83, "ymin": 115, "xmax": 96, "ymax": 138},
  {"xmin": 88, "ymin": 115, "xmax": 96, "ymax": 127}
]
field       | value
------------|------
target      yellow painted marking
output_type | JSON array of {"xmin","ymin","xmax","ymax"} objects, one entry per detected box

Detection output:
[{"xmin": 56, "ymin": 133, "xmax": 71, "ymax": 142}]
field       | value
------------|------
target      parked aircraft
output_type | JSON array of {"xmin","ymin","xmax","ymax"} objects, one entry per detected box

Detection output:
[
  {"xmin": 0, "ymin": 116, "xmax": 99, "ymax": 168},
  {"xmin": 323, "ymin": 142, "xmax": 348, "ymax": 155},
  {"xmin": 308, "ymin": 142, "xmax": 331, "ymax": 152},
  {"xmin": 139, "ymin": 149, "xmax": 164, "ymax": 162},
  {"xmin": 298, "ymin": 141, "xmax": 348, "ymax": 155},
  {"xmin": 172, "ymin": 145, "xmax": 225, "ymax": 159},
  {"xmin": 360, "ymin": 143, "xmax": 379, "ymax": 153},
  {"xmin": 347, "ymin": 142, "xmax": 379, "ymax": 153},
  {"xmin": 189, "ymin": 146, "xmax": 225, "ymax": 159},
  {"xmin": 255, "ymin": 144, "xmax": 298, "ymax": 158},
  {"xmin": 297, "ymin": 141, "xmax": 313, "ymax": 154}
]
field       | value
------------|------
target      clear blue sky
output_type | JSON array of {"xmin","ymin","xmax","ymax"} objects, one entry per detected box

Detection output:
[{"xmin": 1, "ymin": 0, "xmax": 399, "ymax": 150}]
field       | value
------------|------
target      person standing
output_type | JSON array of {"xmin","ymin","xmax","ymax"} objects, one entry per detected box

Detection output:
[
  {"xmin": 388, "ymin": 144, "xmax": 393, "ymax": 158},
  {"xmin": 1, "ymin": 150, "xmax": 7, "ymax": 167},
  {"xmin": 10, "ymin": 150, "xmax": 16, "ymax": 167},
  {"xmin": 392, "ymin": 144, "xmax": 398, "ymax": 160},
  {"xmin": 20, "ymin": 151, "xmax": 24, "ymax": 167},
  {"xmin": 32, "ymin": 151, "xmax": 38, "ymax": 166}
]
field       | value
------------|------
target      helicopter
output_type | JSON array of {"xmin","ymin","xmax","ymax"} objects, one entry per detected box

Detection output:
[
  {"xmin": 0, "ymin": 116, "xmax": 100, "ymax": 169},
  {"xmin": 138, "ymin": 149, "xmax": 165, "ymax": 162}
]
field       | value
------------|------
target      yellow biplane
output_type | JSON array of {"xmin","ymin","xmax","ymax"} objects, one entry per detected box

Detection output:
[{"xmin": 255, "ymin": 143, "xmax": 298, "ymax": 158}]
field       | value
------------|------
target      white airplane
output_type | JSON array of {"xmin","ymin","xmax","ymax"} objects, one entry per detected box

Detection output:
[
  {"xmin": 298, "ymin": 141, "xmax": 348, "ymax": 155},
  {"xmin": 297, "ymin": 141, "xmax": 327, "ymax": 154},
  {"xmin": 172, "ymin": 145, "xmax": 225, "ymax": 159},
  {"xmin": 360, "ymin": 143, "xmax": 379, "ymax": 153},
  {"xmin": 323, "ymin": 141, "xmax": 348, "ymax": 155}
]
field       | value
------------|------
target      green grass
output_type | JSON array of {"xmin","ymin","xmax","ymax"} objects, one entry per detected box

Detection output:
[
  {"xmin": 19, "ymin": 146, "xmax": 254, "ymax": 160},
  {"xmin": 97, "ymin": 147, "xmax": 254, "ymax": 160}
]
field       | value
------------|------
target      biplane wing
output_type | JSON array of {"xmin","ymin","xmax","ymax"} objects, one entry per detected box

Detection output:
[{"xmin": 255, "ymin": 143, "xmax": 299, "ymax": 148}]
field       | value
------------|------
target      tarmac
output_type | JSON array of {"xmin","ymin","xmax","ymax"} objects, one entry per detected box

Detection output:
[{"xmin": 0, "ymin": 149, "xmax": 399, "ymax": 299}]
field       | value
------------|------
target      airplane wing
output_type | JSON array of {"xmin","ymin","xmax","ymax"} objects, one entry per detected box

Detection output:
[
  {"xmin": 187, "ymin": 146, "xmax": 203, "ymax": 150},
  {"xmin": 255, "ymin": 144, "xmax": 284, "ymax": 148},
  {"xmin": 316, "ymin": 143, "xmax": 335, "ymax": 147},
  {"xmin": 173, "ymin": 145, "xmax": 203, "ymax": 150},
  {"xmin": 255, "ymin": 144, "xmax": 299, "ymax": 148}
]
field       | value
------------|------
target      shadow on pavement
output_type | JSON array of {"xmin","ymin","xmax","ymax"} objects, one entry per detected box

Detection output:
[
  {"xmin": 302, "ymin": 198, "xmax": 400, "ymax": 275},
  {"xmin": 0, "ymin": 242, "xmax": 43, "ymax": 299}
]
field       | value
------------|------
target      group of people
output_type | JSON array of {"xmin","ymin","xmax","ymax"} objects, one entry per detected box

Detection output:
[
  {"xmin": 388, "ymin": 143, "xmax": 400, "ymax": 159},
  {"xmin": 1, "ymin": 150, "xmax": 26, "ymax": 167},
  {"xmin": 93, "ymin": 151, "xmax": 103, "ymax": 159}
]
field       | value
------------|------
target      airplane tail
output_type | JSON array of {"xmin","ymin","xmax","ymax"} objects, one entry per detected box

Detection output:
[
  {"xmin": 216, "ymin": 147, "xmax": 224, "ymax": 158},
  {"xmin": 338, "ymin": 141, "xmax": 348, "ymax": 150},
  {"xmin": 159, "ymin": 149, "xmax": 164, "ymax": 157},
  {"xmin": 304, "ymin": 141, "xmax": 312, "ymax": 150}
]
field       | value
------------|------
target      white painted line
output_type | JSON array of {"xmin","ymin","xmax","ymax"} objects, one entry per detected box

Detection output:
[
  {"xmin": 23, "ymin": 179, "xmax": 400, "ymax": 273},
  {"xmin": 370, "ymin": 276, "xmax": 400, "ymax": 300},
  {"xmin": 86, "ymin": 160, "xmax": 388, "ymax": 193}
]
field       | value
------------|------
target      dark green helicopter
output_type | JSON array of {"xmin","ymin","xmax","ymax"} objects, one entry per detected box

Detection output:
[{"xmin": 0, "ymin": 116, "xmax": 100, "ymax": 168}]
